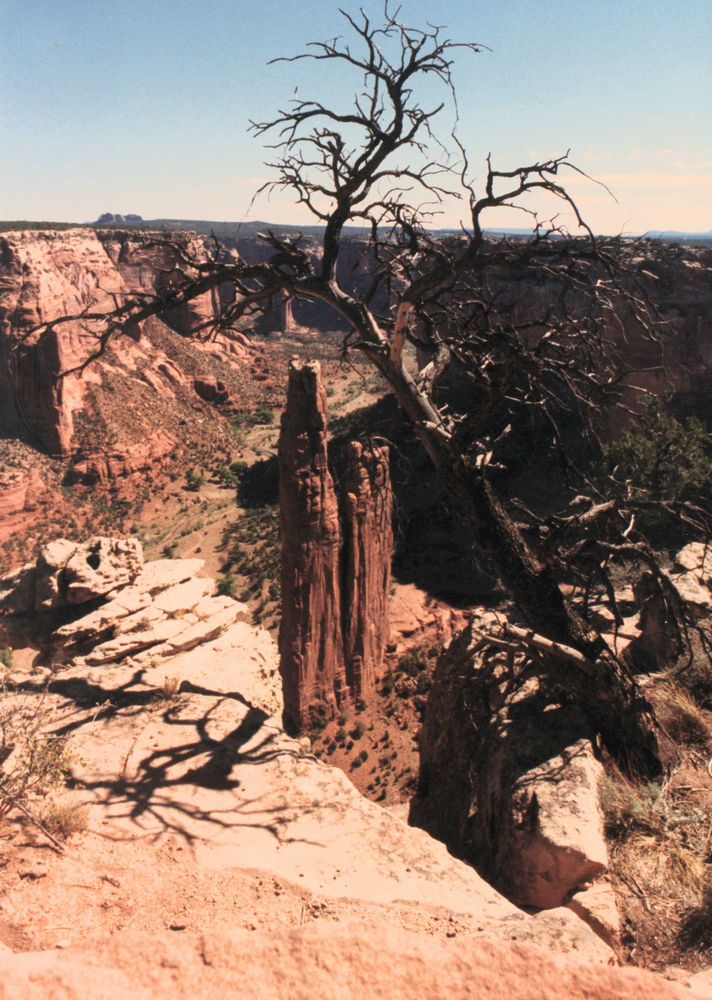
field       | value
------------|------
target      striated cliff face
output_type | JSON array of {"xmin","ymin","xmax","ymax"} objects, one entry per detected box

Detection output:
[
  {"xmin": 278, "ymin": 359, "xmax": 348, "ymax": 732},
  {"xmin": 0, "ymin": 231, "xmax": 128, "ymax": 455},
  {"xmin": 278, "ymin": 361, "xmax": 394, "ymax": 732},
  {"xmin": 342, "ymin": 440, "xmax": 393, "ymax": 698},
  {"xmin": 0, "ymin": 229, "xmax": 262, "ymax": 465}
]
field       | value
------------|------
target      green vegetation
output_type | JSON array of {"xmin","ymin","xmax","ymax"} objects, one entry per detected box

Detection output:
[
  {"xmin": 600, "ymin": 399, "xmax": 712, "ymax": 504},
  {"xmin": 217, "ymin": 571, "xmax": 237, "ymax": 598},
  {"xmin": 185, "ymin": 467, "xmax": 205, "ymax": 491}
]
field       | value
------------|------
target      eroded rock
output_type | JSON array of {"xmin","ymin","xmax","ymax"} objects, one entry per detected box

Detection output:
[
  {"xmin": 412, "ymin": 622, "xmax": 609, "ymax": 910},
  {"xmin": 342, "ymin": 440, "xmax": 393, "ymax": 699},
  {"xmin": 278, "ymin": 359, "xmax": 348, "ymax": 733}
]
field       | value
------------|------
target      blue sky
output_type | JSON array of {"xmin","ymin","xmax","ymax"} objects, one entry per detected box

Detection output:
[{"xmin": 1, "ymin": 0, "xmax": 710, "ymax": 233}]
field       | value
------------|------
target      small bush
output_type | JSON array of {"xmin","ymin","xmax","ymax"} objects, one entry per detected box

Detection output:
[
  {"xmin": 0, "ymin": 648, "xmax": 12, "ymax": 668},
  {"xmin": 351, "ymin": 721, "xmax": 365, "ymax": 740},
  {"xmin": 39, "ymin": 799, "xmax": 89, "ymax": 840},
  {"xmin": 217, "ymin": 572, "xmax": 236, "ymax": 597},
  {"xmin": 154, "ymin": 676, "xmax": 183, "ymax": 707},
  {"xmin": 649, "ymin": 682, "xmax": 710, "ymax": 747},
  {"xmin": 1, "ymin": 676, "xmax": 76, "ymax": 819},
  {"xmin": 599, "ymin": 399, "xmax": 712, "ymax": 506},
  {"xmin": 185, "ymin": 467, "xmax": 205, "ymax": 492},
  {"xmin": 251, "ymin": 407, "xmax": 274, "ymax": 425}
]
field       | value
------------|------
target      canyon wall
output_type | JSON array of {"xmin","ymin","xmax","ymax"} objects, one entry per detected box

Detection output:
[
  {"xmin": 0, "ymin": 229, "xmax": 262, "ymax": 463},
  {"xmin": 278, "ymin": 360, "xmax": 393, "ymax": 732}
]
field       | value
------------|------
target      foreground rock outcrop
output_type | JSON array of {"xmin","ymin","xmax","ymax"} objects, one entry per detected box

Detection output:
[
  {"xmin": 0, "ymin": 920, "xmax": 702, "ymax": 1000},
  {"xmin": 412, "ymin": 622, "xmax": 609, "ymax": 912},
  {"xmin": 0, "ymin": 537, "xmax": 262, "ymax": 690},
  {"xmin": 1, "ymin": 537, "xmax": 706, "ymax": 998},
  {"xmin": 278, "ymin": 361, "xmax": 393, "ymax": 732}
]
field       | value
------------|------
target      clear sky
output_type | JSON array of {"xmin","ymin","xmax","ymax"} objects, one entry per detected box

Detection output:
[{"xmin": 1, "ymin": 0, "xmax": 710, "ymax": 234}]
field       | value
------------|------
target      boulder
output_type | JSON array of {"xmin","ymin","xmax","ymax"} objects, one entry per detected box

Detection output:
[
  {"xmin": 507, "ymin": 738, "xmax": 608, "ymax": 909},
  {"xmin": 567, "ymin": 879, "xmax": 621, "ymax": 948},
  {"xmin": 0, "ymin": 537, "xmax": 144, "ymax": 615},
  {"xmin": 412, "ymin": 622, "xmax": 609, "ymax": 910},
  {"xmin": 64, "ymin": 537, "xmax": 143, "ymax": 605},
  {"xmin": 34, "ymin": 539, "xmax": 78, "ymax": 609}
]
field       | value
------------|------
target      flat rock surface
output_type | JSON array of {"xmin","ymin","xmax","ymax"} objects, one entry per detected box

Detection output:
[{"xmin": 1, "ymin": 565, "xmax": 702, "ymax": 998}]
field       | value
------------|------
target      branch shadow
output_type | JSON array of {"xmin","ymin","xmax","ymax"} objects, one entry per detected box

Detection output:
[{"xmin": 15, "ymin": 670, "xmax": 325, "ymax": 847}]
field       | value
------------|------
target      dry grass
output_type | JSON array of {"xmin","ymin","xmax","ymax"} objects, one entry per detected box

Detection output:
[
  {"xmin": 39, "ymin": 798, "xmax": 89, "ymax": 840},
  {"xmin": 152, "ymin": 675, "xmax": 184, "ymax": 708},
  {"xmin": 1, "ymin": 669, "xmax": 75, "ymax": 819},
  {"xmin": 600, "ymin": 765, "xmax": 711, "ymax": 970},
  {"xmin": 649, "ymin": 681, "xmax": 710, "ymax": 748}
]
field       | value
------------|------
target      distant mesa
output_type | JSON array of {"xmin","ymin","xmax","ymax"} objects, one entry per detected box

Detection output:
[{"xmin": 94, "ymin": 212, "xmax": 144, "ymax": 225}]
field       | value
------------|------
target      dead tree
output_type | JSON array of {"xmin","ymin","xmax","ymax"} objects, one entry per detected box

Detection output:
[{"xmin": 29, "ymin": 7, "xmax": 703, "ymax": 775}]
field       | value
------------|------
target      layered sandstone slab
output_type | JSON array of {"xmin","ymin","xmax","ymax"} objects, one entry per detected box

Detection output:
[{"xmin": 0, "ymin": 920, "xmax": 701, "ymax": 1000}]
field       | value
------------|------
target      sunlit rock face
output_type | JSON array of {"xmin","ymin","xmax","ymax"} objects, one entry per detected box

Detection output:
[
  {"xmin": 342, "ymin": 439, "xmax": 393, "ymax": 699},
  {"xmin": 278, "ymin": 359, "xmax": 348, "ymax": 733},
  {"xmin": 277, "ymin": 361, "xmax": 394, "ymax": 732}
]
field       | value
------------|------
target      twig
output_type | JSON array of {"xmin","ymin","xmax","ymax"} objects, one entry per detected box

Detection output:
[{"xmin": 0, "ymin": 781, "xmax": 65, "ymax": 853}]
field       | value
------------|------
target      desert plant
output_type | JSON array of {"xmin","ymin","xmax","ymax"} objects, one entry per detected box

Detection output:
[
  {"xmin": 39, "ymin": 798, "xmax": 89, "ymax": 840},
  {"xmin": 153, "ymin": 675, "xmax": 183, "ymax": 708},
  {"xmin": 599, "ymin": 773, "xmax": 667, "ymax": 838},
  {"xmin": 0, "ymin": 648, "xmax": 12, "ymax": 668},
  {"xmin": 185, "ymin": 467, "xmax": 205, "ymax": 492},
  {"xmin": 217, "ymin": 572, "xmax": 236, "ymax": 597},
  {"xmin": 648, "ymin": 682, "xmax": 710, "ymax": 748},
  {"xmin": 0, "ymin": 675, "xmax": 75, "ymax": 820},
  {"xmin": 600, "ymin": 399, "xmax": 712, "ymax": 506}
]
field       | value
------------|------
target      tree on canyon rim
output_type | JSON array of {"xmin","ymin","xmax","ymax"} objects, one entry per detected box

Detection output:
[{"xmin": 37, "ymin": 7, "xmax": 708, "ymax": 775}]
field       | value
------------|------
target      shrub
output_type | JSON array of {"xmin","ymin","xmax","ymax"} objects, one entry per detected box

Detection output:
[
  {"xmin": 185, "ymin": 467, "xmax": 205, "ymax": 491},
  {"xmin": 39, "ymin": 799, "xmax": 89, "ymax": 840},
  {"xmin": 252, "ymin": 407, "xmax": 274, "ymax": 425},
  {"xmin": 648, "ymin": 681, "xmax": 710, "ymax": 748},
  {"xmin": 600, "ymin": 399, "xmax": 712, "ymax": 505},
  {"xmin": 1, "ymin": 675, "xmax": 76, "ymax": 820},
  {"xmin": 217, "ymin": 572, "xmax": 236, "ymax": 597},
  {"xmin": 154, "ymin": 675, "xmax": 183, "ymax": 707},
  {"xmin": 0, "ymin": 648, "xmax": 12, "ymax": 668}
]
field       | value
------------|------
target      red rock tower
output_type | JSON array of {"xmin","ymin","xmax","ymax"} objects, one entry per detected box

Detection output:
[
  {"xmin": 342, "ymin": 440, "xmax": 393, "ymax": 698},
  {"xmin": 278, "ymin": 359, "xmax": 348, "ymax": 733}
]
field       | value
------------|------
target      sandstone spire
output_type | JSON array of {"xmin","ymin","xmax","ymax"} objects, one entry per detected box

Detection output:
[
  {"xmin": 342, "ymin": 440, "xmax": 393, "ymax": 699},
  {"xmin": 278, "ymin": 359, "xmax": 348, "ymax": 733}
]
